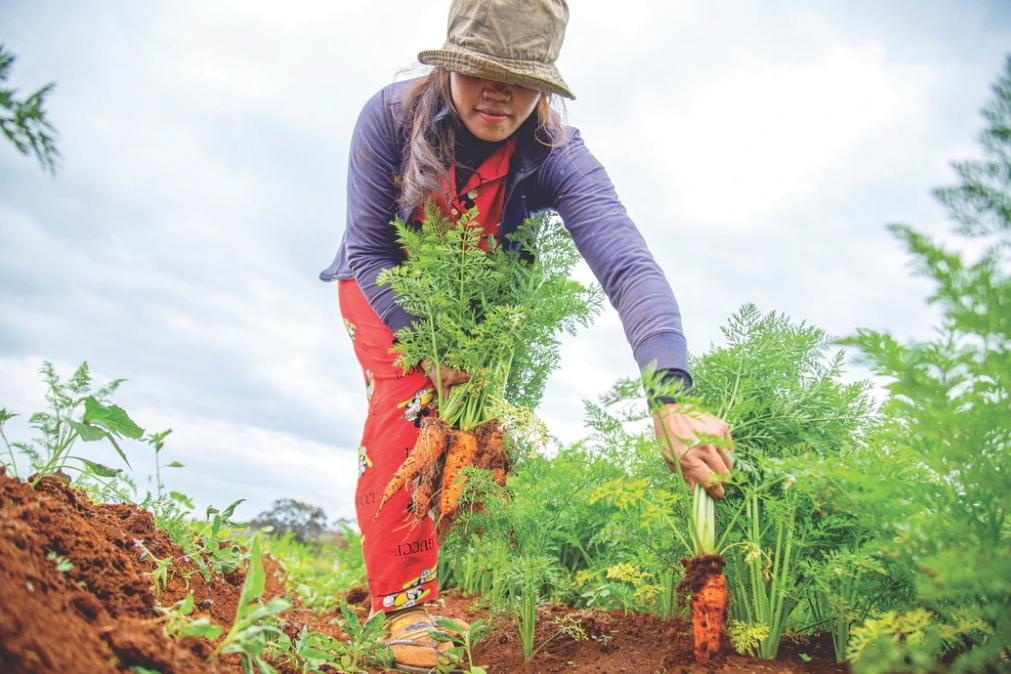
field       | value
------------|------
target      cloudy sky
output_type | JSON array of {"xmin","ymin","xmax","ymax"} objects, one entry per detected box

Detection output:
[{"xmin": 2, "ymin": 1, "xmax": 1009, "ymax": 524}]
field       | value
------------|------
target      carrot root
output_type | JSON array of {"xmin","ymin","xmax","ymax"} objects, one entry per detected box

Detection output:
[
  {"xmin": 691, "ymin": 572, "xmax": 727, "ymax": 663},
  {"xmin": 375, "ymin": 416, "xmax": 450, "ymax": 518},
  {"xmin": 677, "ymin": 554, "xmax": 728, "ymax": 664},
  {"xmin": 438, "ymin": 429, "xmax": 479, "ymax": 520}
]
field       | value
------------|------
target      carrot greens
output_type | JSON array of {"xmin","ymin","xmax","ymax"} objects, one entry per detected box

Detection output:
[{"xmin": 377, "ymin": 200, "xmax": 601, "ymax": 430}]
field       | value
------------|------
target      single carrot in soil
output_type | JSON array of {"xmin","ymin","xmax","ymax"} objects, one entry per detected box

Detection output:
[
  {"xmin": 438, "ymin": 429, "xmax": 479, "ymax": 520},
  {"xmin": 376, "ymin": 416, "xmax": 450, "ymax": 518},
  {"xmin": 677, "ymin": 554, "xmax": 728, "ymax": 664}
]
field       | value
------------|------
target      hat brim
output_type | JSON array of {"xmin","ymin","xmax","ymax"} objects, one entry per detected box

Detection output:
[{"xmin": 418, "ymin": 46, "xmax": 575, "ymax": 99}]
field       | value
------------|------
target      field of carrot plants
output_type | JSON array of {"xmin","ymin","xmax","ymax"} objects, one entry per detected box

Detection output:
[{"xmin": 1, "ymin": 54, "xmax": 1009, "ymax": 674}]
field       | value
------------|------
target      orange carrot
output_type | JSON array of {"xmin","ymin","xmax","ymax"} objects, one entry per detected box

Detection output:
[
  {"xmin": 376, "ymin": 417, "xmax": 449, "ymax": 518},
  {"xmin": 474, "ymin": 419, "xmax": 509, "ymax": 486},
  {"xmin": 691, "ymin": 571, "xmax": 727, "ymax": 663},
  {"xmin": 438, "ymin": 429, "xmax": 479, "ymax": 520},
  {"xmin": 410, "ymin": 482, "xmax": 434, "ymax": 523},
  {"xmin": 677, "ymin": 554, "xmax": 728, "ymax": 664}
]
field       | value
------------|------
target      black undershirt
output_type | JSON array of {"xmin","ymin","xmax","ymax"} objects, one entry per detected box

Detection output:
[{"xmin": 453, "ymin": 124, "xmax": 502, "ymax": 195}]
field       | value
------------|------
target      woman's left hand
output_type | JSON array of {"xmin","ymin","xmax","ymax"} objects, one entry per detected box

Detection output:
[{"xmin": 653, "ymin": 403, "xmax": 735, "ymax": 499}]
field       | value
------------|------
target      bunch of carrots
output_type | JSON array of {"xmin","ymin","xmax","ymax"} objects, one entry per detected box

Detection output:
[
  {"xmin": 374, "ymin": 200, "xmax": 599, "ymax": 531},
  {"xmin": 377, "ymin": 416, "xmax": 509, "ymax": 528}
]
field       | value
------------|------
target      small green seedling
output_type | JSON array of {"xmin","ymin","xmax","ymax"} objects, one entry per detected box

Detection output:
[{"xmin": 429, "ymin": 617, "xmax": 492, "ymax": 674}]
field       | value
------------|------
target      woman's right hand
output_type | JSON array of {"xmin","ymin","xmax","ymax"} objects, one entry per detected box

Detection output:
[{"xmin": 421, "ymin": 358, "xmax": 470, "ymax": 388}]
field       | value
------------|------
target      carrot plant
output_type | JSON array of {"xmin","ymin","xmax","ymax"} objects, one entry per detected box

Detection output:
[
  {"xmin": 680, "ymin": 305, "xmax": 873, "ymax": 659},
  {"xmin": 831, "ymin": 55, "xmax": 1011, "ymax": 673},
  {"xmin": 496, "ymin": 554, "xmax": 578, "ymax": 662},
  {"xmin": 380, "ymin": 202, "xmax": 600, "ymax": 425},
  {"xmin": 803, "ymin": 548, "xmax": 889, "ymax": 662}
]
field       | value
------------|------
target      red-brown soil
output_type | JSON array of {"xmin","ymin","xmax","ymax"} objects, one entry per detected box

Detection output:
[
  {"xmin": 360, "ymin": 592, "xmax": 849, "ymax": 674},
  {"xmin": 0, "ymin": 469, "xmax": 290, "ymax": 674},
  {"xmin": 0, "ymin": 468, "xmax": 849, "ymax": 674}
]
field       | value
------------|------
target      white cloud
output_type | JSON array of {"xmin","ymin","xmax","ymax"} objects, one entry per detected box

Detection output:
[{"xmin": 635, "ymin": 45, "xmax": 901, "ymax": 228}]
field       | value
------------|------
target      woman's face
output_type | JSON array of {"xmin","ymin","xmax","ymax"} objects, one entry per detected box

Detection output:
[{"xmin": 449, "ymin": 72, "xmax": 542, "ymax": 142}]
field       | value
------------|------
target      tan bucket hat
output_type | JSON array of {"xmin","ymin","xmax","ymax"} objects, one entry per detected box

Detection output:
[{"xmin": 418, "ymin": 0, "xmax": 575, "ymax": 99}]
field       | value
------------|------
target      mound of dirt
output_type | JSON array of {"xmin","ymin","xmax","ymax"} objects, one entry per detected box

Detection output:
[{"xmin": 0, "ymin": 469, "xmax": 287, "ymax": 674}]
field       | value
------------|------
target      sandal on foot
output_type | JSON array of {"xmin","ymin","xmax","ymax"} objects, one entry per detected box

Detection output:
[{"xmin": 382, "ymin": 607, "xmax": 462, "ymax": 674}]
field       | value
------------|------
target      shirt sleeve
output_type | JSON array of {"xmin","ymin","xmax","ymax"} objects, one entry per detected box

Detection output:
[
  {"xmin": 343, "ymin": 86, "xmax": 418, "ymax": 334},
  {"xmin": 539, "ymin": 128, "xmax": 691, "ymax": 375}
]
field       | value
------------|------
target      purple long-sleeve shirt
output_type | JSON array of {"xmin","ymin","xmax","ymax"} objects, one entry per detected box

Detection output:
[{"xmin": 319, "ymin": 78, "xmax": 693, "ymax": 385}]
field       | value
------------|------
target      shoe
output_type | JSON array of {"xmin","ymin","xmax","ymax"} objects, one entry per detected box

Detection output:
[
  {"xmin": 368, "ymin": 609, "xmax": 471, "ymax": 633},
  {"xmin": 381, "ymin": 606, "xmax": 462, "ymax": 673},
  {"xmin": 429, "ymin": 614, "xmax": 471, "ymax": 633}
]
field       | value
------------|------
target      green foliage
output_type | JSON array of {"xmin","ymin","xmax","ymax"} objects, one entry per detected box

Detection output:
[
  {"xmin": 263, "ymin": 527, "xmax": 366, "ymax": 612},
  {"xmin": 0, "ymin": 44, "xmax": 59, "ymax": 173},
  {"xmin": 429, "ymin": 617, "xmax": 492, "ymax": 674},
  {"xmin": 265, "ymin": 600, "xmax": 392, "ymax": 674},
  {"xmin": 329, "ymin": 599, "xmax": 393, "ymax": 673},
  {"xmin": 378, "ymin": 202, "xmax": 601, "ymax": 429},
  {"xmin": 0, "ymin": 361, "xmax": 148, "ymax": 488},
  {"xmin": 495, "ymin": 554, "xmax": 568, "ymax": 661},
  {"xmin": 836, "ymin": 54, "xmax": 1011, "ymax": 674},
  {"xmin": 847, "ymin": 609, "xmax": 990, "ymax": 674},
  {"xmin": 182, "ymin": 500, "xmax": 247, "ymax": 583},
  {"xmin": 133, "ymin": 539, "xmax": 173, "ymax": 595},
  {"xmin": 804, "ymin": 547, "xmax": 891, "ymax": 662},
  {"xmin": 686, "ymin": 305, "xmax": 872, "ymax": 658},
  {"xmin": 214, "ymin": 536, "xmax": 290, "ymax": 674},
  {"xmin": 46, "ymin": 550, "xmax": 73, "ymax": 573},
  {"xmin": 268, "ymin": 623, "xmax": 379, "ymax": 674},
  {"xmin": 155, "ymin": 592, "xmax": 224, "ymax": 641},
  {"xmin": 728, "ymin": 620, "xmax": 769, "ymax": 657}
]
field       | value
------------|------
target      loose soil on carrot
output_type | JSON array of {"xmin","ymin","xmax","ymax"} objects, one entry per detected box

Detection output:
[{"xmin": 0, "ymin": 469, "xmax": 848, "ymax": 673}]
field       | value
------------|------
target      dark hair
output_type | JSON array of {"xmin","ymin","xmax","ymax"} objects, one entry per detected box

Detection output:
[{"xmin": 396, "ymin": 67, "xmax": 568, "ymax": 213}]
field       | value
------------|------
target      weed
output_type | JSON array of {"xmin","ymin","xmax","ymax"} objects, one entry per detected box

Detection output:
[
  {"xmin": 213, "ymin": 536, "xmax": 290, "ymax": 674},
  {"xmin": 155, "ymin": 592, "xmax": 223, "ymax": 641},
  {"xmin": 327, "ymin": 599, "xmax": 393, "ymax": 673},
  {"xmin": 46, "ymin": 550, "xmax": 73, "ymax": 573},
  {"xmin": 429, "ymin": 617, "xmax": 492, "ymax": 674}
]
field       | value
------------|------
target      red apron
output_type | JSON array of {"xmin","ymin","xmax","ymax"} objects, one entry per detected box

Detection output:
[{"xmin": 338, "ymin": 139, "xmax": 516, "ymax": 614}]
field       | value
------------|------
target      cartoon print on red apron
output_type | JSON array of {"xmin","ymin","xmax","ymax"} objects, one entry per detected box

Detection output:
[
  {"xmin": 380, "ymin": 565, "xmax": 438, "ymax": 610},
  {"xmin": 365, "ymin": 370, "xmax": 375, "ymax": 401},
  {"xmin": 398, "ymin": 388, "xmax": 435, "ymax": 426},
  {"xmin": 358, "ymin": 446, "xmax": 372, "ymax": 476}
]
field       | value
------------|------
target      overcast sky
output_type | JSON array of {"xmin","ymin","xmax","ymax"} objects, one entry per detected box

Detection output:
[{"xmin": 2, "ymin": 1, "xmax": 1009, "ymax": 524}]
